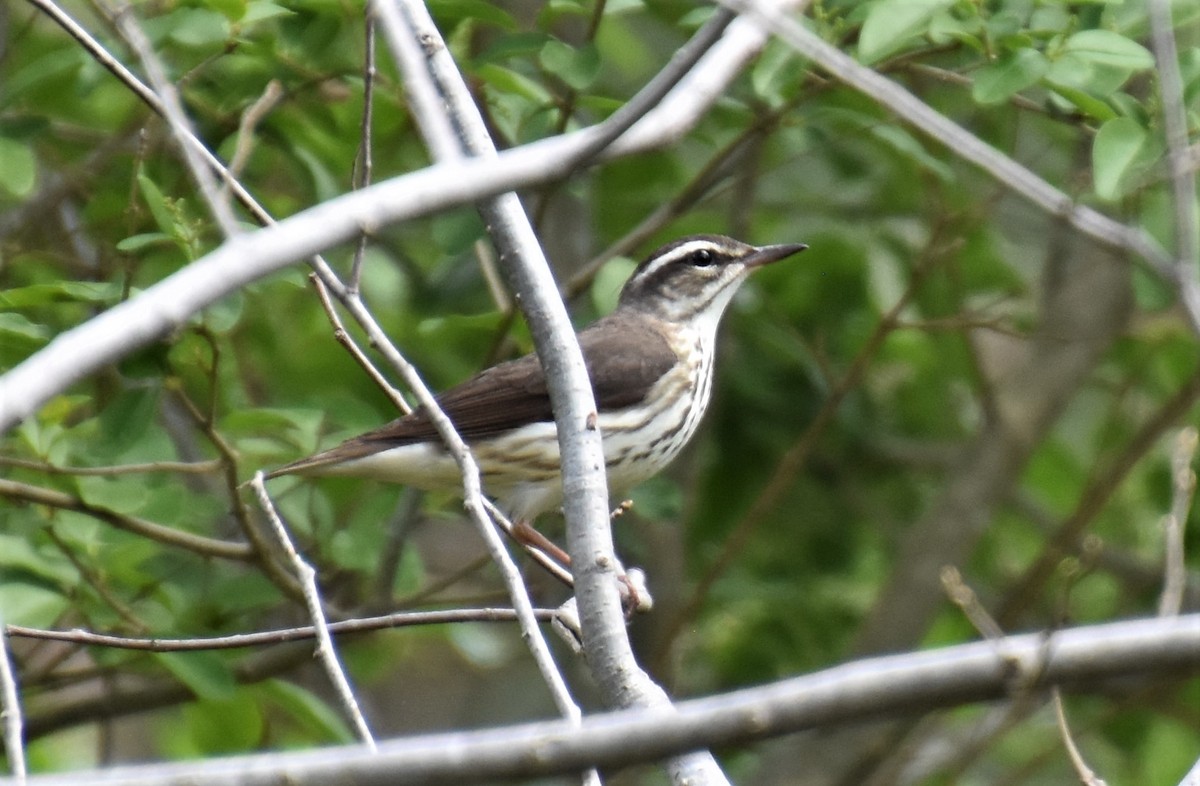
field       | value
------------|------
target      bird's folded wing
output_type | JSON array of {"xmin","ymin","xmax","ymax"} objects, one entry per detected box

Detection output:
[{"xmin": 269, "ymin": 316, "xmax": 677, "ymax": 475}]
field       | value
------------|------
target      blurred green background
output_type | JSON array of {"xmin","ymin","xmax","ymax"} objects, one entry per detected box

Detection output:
[{"xmin": 1, "ymin": 0, "xmax": 1198, "ymax": 783}]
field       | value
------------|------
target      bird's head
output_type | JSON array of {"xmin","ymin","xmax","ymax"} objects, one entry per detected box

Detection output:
[{"xmin": 617, "ymin": 234, "xmax": 807, "ymax": 327}]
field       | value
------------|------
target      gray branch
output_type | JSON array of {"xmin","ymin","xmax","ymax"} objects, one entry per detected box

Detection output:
[
  {"xmin": 2, "ymin": 615, "xmax": 1196, "ymax": 786},
  {"xmin": 374, "ymin": 0, "xmax": 586, "ymax": 735}
]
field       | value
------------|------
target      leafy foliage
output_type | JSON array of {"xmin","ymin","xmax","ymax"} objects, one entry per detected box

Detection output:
[{"xmin": 2, "ymin": 0, "xmax": 1198, "ymax": 783}]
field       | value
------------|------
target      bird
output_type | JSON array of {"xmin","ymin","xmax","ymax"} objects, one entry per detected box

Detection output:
[{"xmin": 268, "ymin": 234, "xmax": 806, "ymax": 558}]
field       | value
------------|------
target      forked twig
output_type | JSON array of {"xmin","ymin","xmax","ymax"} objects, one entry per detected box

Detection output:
[
  {"xmin": 309, "ymin": 272, "xmax": 411, "ymax": 414},
  {"xmin": 249, "ymin": 472, "xmax": 376, "ymax": 749}
]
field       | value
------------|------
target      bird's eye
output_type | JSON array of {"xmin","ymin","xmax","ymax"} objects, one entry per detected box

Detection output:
[{"xmin": 691, "ymin": 249, "xmax": 715, "ymax": 267}]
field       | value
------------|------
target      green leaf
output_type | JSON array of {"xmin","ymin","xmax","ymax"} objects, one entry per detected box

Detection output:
[
  {"xmin": 1064, "ymin": 29, "xmax": 1154, "ymax": 70},
  {"xmin": 260, "ymin": 679, "xmax": 355, "ymax": 743},
  {"xmin": 858, "ymin": 0, "xmax": 956, "ymax": 65},
  {"xmin": 0, "ymin": 312, "xmax": 50, "ymax": 352},
  {"xmin": 1046, "ymin": 82, "xmax": 1117, "ymax": 121},
  {"xmin": 138, "ymin": 174, "xmax": 180, "ymax": 239},
  {"xmin": 870, "ymin": 125, "xmax": 953, "ymax": 181},
  {"xmin": 476, "ymin": 64, "xmax": 554, "ymax": 103},
  {"xmin": 591, "ymin": 256, "xmax": 636, "ymax": 316},
  {"xmin": 752, "ymin": 39, "xmax": 800, "ymax": 105},
  {"xmin": 153, "ymin": 651, "xmax": 237, "ymax": 700},
  {"xmin": 209, "ymin": 0, "xmax": 247, "ymax": 22},
  {"xmin": 0, "ymin": 281, "xmax": 121, "ymax": 308},
  {"xmin": 538, "ymin": 39, "xmax": 601, "ymax": 91},
  {"xmin": 0, "ymin": 583, "xmax": 70, "ymax": 628},
  {"xmin": 0, "ymin": 535, "xmax": 77, "ymax": 584},
  {"xmin": 0, "ymin": 137, "xmax": 37, "ymax": 197},
  {"xmin": 168, "ymin": 8, "xmax": 231, "ymax": 49},
  {"xmin": 240, "ymin": 1, "xmax": 294, "ymax": 26},
  {"xmin": 429, "ymin": 0, "xmax": 516, "ymax": 29},
  {"xmin": 290, "ymin": 146, "xmax": 341, "ymax": 203},
  {"xmin": 97, "ymin": 386, "xmax": 162, "ymax": 458},
  {"xmin": 203, "ymin": 291, "xmax": 245, "ymax": 333},
  {"xmin": 116, "ymin": 232, "xmax": 175, "ymax": 252},
  {"xmin": 476, "ymin": 31, "xmax": 552, "ymax": 63},
  {"xmin": 972, "ymin": 49, "xmax": 1049, "ymax": 105},
  {"xmin": 75, "ymin": 475, "xmax": 152, "ymax": 515},
  {"xmin": 183, "ymin": 693, "xmax": 264, "ymax": 754},
  {"xmin": 1092, "ymin": 116, "xmax": 1147, "ymax": 201}
]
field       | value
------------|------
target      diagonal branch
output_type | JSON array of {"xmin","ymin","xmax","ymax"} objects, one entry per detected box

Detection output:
[
  {"xmin": 3, "ymin": 614, "xmax": 1198, "ymax": 786},
  {"xmin": 728, "ymin": 0, "xmax": 1200, "ymax": 335},
  {"xmin": 0, "ymin": 478, "xmax": 253, "ymax": 561}
]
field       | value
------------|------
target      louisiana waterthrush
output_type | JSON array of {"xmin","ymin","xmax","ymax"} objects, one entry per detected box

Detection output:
[{"xmin": 269, "ymin": 234, "xmax": 806, "ymax": 541}]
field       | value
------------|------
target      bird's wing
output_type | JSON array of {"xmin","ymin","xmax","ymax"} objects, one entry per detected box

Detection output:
[{"xmin": 269, "ymin": 316, "xmax": 678, "ymax": 475}]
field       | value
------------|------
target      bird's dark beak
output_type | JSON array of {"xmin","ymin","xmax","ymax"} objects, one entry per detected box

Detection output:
[{"xmin": 744, "ymin": 242, "xmax": 808, "ymax": 269}]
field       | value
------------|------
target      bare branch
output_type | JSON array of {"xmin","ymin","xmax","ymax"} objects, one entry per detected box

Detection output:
[
  {"xmin": 1147, "ymin": 0, "xmax": 1200, "ymax": 293},
  {"xmin": 5, "ymin": 607, "xmax": 559, "ymax": 652},
  {"xmin": 1053, "ymin": 688, "xmax": 1108, "ymax": 786},
  {"xmin": 0, "ymin": 478, "xmax": 253, "ymax": 561},
  {"xmin": 728, "ymin": 0, "xmax": 1200, "ymax": 334},
  {"xmin": 0, "ymin": 613, "xmax": 26, "ymax": 783},
  {"xmin": 101, "ymin": 0, "xmax": 241, "ymax": 236},
  {"xmin": 374, "ymin": 0, "xmax": 588, "ymax": 734},
  {"xmin": 941, "ymin": 566, "xmax": 1006, "ymax": 642},
  {"xmin": 3, "ymin": 0, "xmax": 794, "ymax": 435},
  {"xmin": 308, "ymin": 272, "xmax": 411, "ymax": 414},
  {"xmin": 349, "ymin": 11, "xmax": 377, "ymax": 294},
  {"xmin": 1159, "ymin": 427, "xmax": 1197, "ymax": 616},
  {"xmin": 1178, "ymin": 757, "xmax": 1200, "ymax": 786},
  {"xmin": 226, "ymin": 79, "xmax": 284, "ymax": 181},
  {"xmin": 4, "ymin": 615, "xmax": 1198, "ymax": 786},
  {"xmin": 249, "ymin": 473, "xmax": 376, "ymax": 749},
  {"xmin": 0, "ymin": 456, "xmax": 222, "ymax": 476}
]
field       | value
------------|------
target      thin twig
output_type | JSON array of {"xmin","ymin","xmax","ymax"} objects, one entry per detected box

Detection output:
[
  {"xmin": 9, "ymin": 615, "xmax": 1200, "ymax": 786},
  {"xmin": 474, "ymin": 239, "xmax": 512, "ymax": 313},
  {"xmin": 394, "ymin": 553, "xmax": 492, "ymax": 608},
  {"xmin": 998, "ymin": 366, "xmax": 1200, "ymax": 625},
  {"xmin": 728, "ymin": 0, "xmax": 1198, "ymax": 335},
  {"xmin": 0, "ymin": 478, "xmax": 253, "ymax": 561},
  {"xmin": 249, "ymin": 473, "xmax": 376, "ymax": 750},
  {"xmin": 6, "ymin": 606, "xmax": 558, "ymax": 652},
  {"xmin": 0, "ymin": 456, "xmax": 222, "ymax": 476},
  {"xmin": 1147, "ymin": 0, "xmax": 1200, "ymax": 309},
  {"xmin": 376, "ymin": 0, "xmax": 590, "ymax": 737},
  {"xmin": 941, "ymin": 566, "xmax": 1005, "ymax": 642},
  {"xmin": 349, "ymin": 11, "xmax": 377, "ymax": 294},
  {"xmin": 373, "ymin": 489, "xmax": 427, "ymax": 604},
  {"xmin": 1159, "ymin": 426, "xmax": 1197, "ymax": 616},
  {"xmin": 44, "ymin": 527, "xmax": 149, "ymax": 634},
  {"xmin": 309, "ymin": 272, "xmax": 411, "ymax": 414},
  {"xmin": 563, "ymin": 100, "xmax": 791, "ymax": 299},
  {"xmin": 166, "ymin": 378, "xmax": 303, "ymax": 596},
  {"xmin": 101, "ymin": 0, "xmax": 241, "ymax": 236},
  {"xmin": 0, "ymin": 612, "xmax": 26, "ymax": 784},
  {"xmin": 226, "ymin": 79, "xmax": 284, "ymax": 180},
  {"xmin": 1053, "ymin": 688, "xmax": 1108, "ymax": 786}
]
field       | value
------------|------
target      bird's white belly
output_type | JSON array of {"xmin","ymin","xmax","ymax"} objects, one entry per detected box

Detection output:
[{"xmin": 321, "ymin": 327, "xmax": 715, "ymax": 522}]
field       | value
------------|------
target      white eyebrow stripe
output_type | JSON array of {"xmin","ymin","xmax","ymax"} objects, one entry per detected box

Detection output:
[{"xmin": 637, "ymin": 238, "xmax": 724, "ymax": 280}]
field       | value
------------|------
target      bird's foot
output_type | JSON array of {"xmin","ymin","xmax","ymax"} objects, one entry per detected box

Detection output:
[
  {"xmin": 511, "ymin": 519, "xmax": 572, "ymax": 567},
  {"xmin": 619, "ymin": 567, "xmax": 653, "ymax": 617}
]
